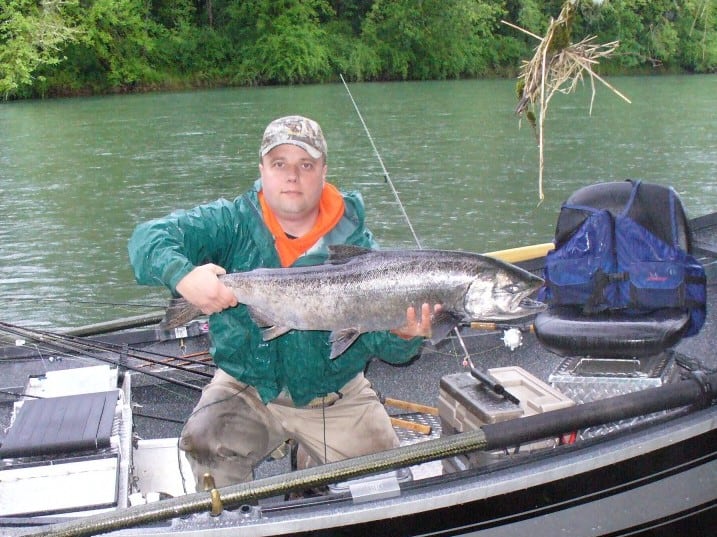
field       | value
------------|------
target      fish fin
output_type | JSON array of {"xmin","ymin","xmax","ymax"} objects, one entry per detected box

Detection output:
[
  {"xmin": 261, "ymin": 325, "xmax": 292, "ymax": 341},
  {"xmin": 326, "ymin": 245, "xmax": 373, "ymax": 264},
  {"xmin": 159, "ymin": 298, "xmax": 203, "ymax": 330},
  {"xmin": 247, "ymin": 306, "xmax": 273, "ymax": 327},
  {"xmin": 428, "ymin": 310, "xmax": 463, "ymax": 345},
  {"xmin": 246, "ymin": 306, "xmax": 292, "ymax": 340},
  {"xmin": 328, "ymin": 328, "xmax": 361, "ymax": 359}
]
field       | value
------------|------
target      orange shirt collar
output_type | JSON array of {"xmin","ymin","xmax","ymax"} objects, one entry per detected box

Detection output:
[{"xmin": 259, "ymin": 183, "xmax": 345, "ymax": 267}]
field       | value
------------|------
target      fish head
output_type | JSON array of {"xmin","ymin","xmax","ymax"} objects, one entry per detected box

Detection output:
[{"xmin": 464, "ymin": 260, "xmax": 545, "ymax": 321}]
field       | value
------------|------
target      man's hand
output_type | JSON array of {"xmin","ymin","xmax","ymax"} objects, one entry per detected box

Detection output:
[
  {"xmin": 391, "ymin": 303, "xmax": 442, "ymax": 339},
  {"xmin": 175, "ymin": 264, "xmax": 238, "ymax": 315}
]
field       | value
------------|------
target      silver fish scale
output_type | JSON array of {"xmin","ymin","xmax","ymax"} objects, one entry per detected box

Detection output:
[
  {"xmin": 227, "ymin": 258, "xmax": 477, "ymax": 332},
  {"xmin": 149, "ymin": 249, "xmax": 546, "ymax": 356},
  {"xmin": 157, "ymin": 249, "xmax": 542, "ymax": 360}
]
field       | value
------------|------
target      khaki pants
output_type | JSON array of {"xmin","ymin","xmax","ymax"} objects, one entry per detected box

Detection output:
[{"xmin": 179, "ymin": 369, "xmax": 399, "ymax": 488}]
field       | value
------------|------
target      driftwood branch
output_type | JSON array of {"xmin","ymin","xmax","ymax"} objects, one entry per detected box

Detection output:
[{"xmin": 504, "ymin": 1, "xmax": 630, "ymax": 201}]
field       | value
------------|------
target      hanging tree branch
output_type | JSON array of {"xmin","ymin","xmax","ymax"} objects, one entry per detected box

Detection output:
[{"xmin": 504, "ymin": 0, "xmax": 631, "ymax": 202}]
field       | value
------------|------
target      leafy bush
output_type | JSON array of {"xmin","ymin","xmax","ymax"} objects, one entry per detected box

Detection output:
[{"xmin": 2, "ymin": 0, "xmax": 716, "ymax": 99}]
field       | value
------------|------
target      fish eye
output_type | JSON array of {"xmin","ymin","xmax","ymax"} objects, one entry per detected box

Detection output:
[{"xmin": 503, "ymin": 283, "xmax": 522, "ymax": 294}]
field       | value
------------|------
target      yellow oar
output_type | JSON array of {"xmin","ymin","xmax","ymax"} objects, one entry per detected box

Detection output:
[{"xmin": 483, "ymin": 242, "xmax": 554, "ymax": 263}]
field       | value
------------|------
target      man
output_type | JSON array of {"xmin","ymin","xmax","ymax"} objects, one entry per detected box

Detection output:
[{"xmin": 128, "ymin": 115, "xmax": 434, "ymax": 488}]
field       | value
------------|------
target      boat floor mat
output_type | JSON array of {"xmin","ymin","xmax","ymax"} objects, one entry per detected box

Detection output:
[{"xmin": 0, "ymin": 390, "xmax": 118, "ymax": 458}]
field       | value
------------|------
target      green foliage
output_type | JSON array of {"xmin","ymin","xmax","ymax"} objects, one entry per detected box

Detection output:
[
  {"xmin": 225, "ymin": 0, "xmax": 334, "ymax": 85},
  {"xmin": 674, "ymin": 0, "xmax": 717, "ymax": 72},
  {"xmin": 78, "ymin": 0, "xmax": 159, "ymax": 87},
  {"xmin": 0, "ymin": 0, "xmax": 82, "ymax": 99},
  {"xmin": 153, "ymin": 23, "xmax": 232, "ymax": 82},
  {"xmin": 149, "ymin": 0, "xmax": 195, "ymax": 29},
  {"xmin": 569, "ymin": 0, "xmax": 717, "ymax": 72},
  {"xmin": 361, "ymin": 0, "xmax": 505, "ymax": 80},
  {"xmin": 323, "ymin": 19, "xmax": 381, "ymax": 81},
  {"xmin": 2, "ymin": 0, "xmax": 716, "ymax": 99},
  {"xmin": 331, "ymin": 0, "xmax": 373, "ymax": 36},
  {"xmin": 513, "ymin": 0, "xmax": 548, "ymax": 36}
]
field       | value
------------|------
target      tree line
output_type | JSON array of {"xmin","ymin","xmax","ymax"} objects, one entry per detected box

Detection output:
[{"xmin": 1, "ymin": 0, "xmax": 716, "ymax": 100}]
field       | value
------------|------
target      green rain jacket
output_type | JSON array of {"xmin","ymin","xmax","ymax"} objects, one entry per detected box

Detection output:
[{"xmin": 128, "ymin": 181, "xmax": 423, "ymax": 406}]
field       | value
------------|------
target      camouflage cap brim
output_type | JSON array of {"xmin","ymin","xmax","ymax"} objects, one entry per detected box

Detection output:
[{"xmin": 260, "ymin": 116, "xmax": 327, "ymax": 160}]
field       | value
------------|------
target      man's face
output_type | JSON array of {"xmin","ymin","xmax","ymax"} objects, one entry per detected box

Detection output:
[{"xmin": 259, "ymin": 144, "xmax": 327, "ymax": 225}]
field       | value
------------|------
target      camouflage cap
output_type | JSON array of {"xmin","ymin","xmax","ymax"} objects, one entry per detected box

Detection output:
[{"xmin": 260, "ymin": 115, "xmax": 327, "ymax": 160}]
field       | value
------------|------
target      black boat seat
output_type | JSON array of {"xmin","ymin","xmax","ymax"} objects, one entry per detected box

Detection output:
[
  {"xmin": 534, "ymin": 181, "xmax": 694, "ymax": 359},
  {"xmin": 534, "ymin": 306, "xmax": 690, "ymax": 359},
  {"xmin": 548, "ymin": 181, "xmax": 691, "ymax": 251}
]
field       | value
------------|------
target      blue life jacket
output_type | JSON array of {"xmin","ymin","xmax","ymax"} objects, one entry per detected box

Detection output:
[{"xmin": 541, "ymin": 180, "xmax": 706, "ymax": 337}]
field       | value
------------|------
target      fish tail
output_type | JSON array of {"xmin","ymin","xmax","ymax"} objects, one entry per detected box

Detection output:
[{"xmin": 159, "ymin": 298, "xmax": 203, "ymax": 330}]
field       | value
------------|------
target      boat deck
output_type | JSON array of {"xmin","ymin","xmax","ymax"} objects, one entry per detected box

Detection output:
[
  {"xmin": 1, "ymin": 215, "xmax": 716, "ymax": 536},
  {"xmin": 120, "ymin": 214, "xmax": 717, "ymax": 484}
]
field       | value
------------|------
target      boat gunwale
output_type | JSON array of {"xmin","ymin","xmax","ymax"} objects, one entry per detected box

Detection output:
[{"xmin": 93, "ymin": 406, "xmax": 717, "ymax": 537}]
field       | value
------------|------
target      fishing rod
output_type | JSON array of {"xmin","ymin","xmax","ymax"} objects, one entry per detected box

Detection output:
[
  {"xmin": 0, "ymin": 321, "xmax": 213, "ymax": 372},
  {"xmin": 339, "ymin": 75, "xmax": 518, "ymax": 403},
  {"xmin": 22, "ymin": 369, "xmax": 717, "ymax": 537},
  {"xmin": 7, "ymin": 297, "xmax": 165, "ymax": 309},
  {"xmin": 339, "ymin": 74, "xmax": 423, "ymax": 249},
  {"xmin": 0, "ymin": 321, "xmax": 211, "ymax": 391}
]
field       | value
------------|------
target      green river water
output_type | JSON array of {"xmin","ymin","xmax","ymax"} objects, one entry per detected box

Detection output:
[{"xmin": 1, "ymin": 75, "xmax": 715, "ymax": 328}]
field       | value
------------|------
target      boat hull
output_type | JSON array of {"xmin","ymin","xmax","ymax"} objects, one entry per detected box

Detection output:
[
  {"xmin": 137, "ymin": 409, "xmax": 715, "ymax": 537},
  {"xmin": 3, "ymin": 211, "xmax": 717, "ymax": 537}
]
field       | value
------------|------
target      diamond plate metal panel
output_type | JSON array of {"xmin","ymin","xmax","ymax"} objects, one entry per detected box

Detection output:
[{"xmin": 548, "ymin": 352, "xmax": 680, "ymax": 440}]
